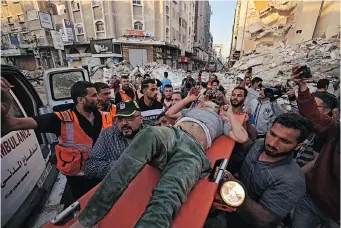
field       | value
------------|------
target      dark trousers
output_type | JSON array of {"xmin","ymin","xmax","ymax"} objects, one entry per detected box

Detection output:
[
  {"xmin": 66, "ymin": 175, "xmax": 101, "ymax": 201},
  {"xmin": 78, "ymin": 126, "xmax": 211, "ymax": 227}
]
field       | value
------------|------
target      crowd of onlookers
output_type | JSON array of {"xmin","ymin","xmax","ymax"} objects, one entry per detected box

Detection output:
[
  {"xmin": 93, "ymin": 65, "xmax": 340, "ymax": 228},
  {"xmin": 1, "ymin": 64, "xmax": 339, "ymax": 228}
]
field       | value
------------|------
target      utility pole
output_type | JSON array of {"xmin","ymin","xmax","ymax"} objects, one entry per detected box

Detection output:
[{"xmin": 48, "ymin": 0, "xmax": 64, "ymax": 67}]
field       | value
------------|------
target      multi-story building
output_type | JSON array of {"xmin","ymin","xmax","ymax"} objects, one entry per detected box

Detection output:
[
  {"xmin": 1, "ymin": 0, "xmax": 197, "ymax": 70},
  {"xmin": 213, "ymin": 44, "xmax": 223, "ymax": 61},
  {"xmin": 191, "ymin": 0, "xmax": 212, "ymax": 70},
  {"xmin": 1, "ymin": 1, "xmax": 71, "ymax": 69},
  {"xmin": 229, "ymin": 0, "xmax": 340, "ymax": 58}
]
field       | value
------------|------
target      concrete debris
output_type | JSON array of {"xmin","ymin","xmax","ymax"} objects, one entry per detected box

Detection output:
[
  {"xmin": 21, "ymin": 69, "xmax": 44, "ymax": 86},
  {"xmin": 230, "ymin": 38, "xmax": 340, "ymax": 86}
]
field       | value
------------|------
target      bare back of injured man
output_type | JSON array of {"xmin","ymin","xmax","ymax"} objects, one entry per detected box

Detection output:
[{"xmin": 76, "ymin": 86, "xmax": 248, "ymax": 228}]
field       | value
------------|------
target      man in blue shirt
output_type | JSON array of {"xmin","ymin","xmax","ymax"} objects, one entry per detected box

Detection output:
[{"xmin": 160, "ymin": 72, "xmax": 172, "ymax": 93}]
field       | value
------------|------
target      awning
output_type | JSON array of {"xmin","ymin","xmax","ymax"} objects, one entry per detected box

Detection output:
[{"xmin": 1, "ymin": 48, "xmax": 27, "ymax": 57}]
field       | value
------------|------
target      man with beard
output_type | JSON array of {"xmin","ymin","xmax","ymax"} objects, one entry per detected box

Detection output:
[
  {"xmin": 161, "ymin": 84, "xmax": 173, "ymax": 111},
  {"xmin": 1, "ymin": 80, "xmax": 109, "ymax": 200},
  {"xmin": 85, "ymin": 100, "xmax": 142, "ymax": 181},
  {"xmin": 94, "ymin": 82, "xmax": 116, "ymax": 126},
  {"xmin": 115, "ymin": 75, "xmax": 138, "ymax": 104},
  {"xmin": 138, "ymin": 79, "xmax": 163, "ymax": 126},
  {"xmin": 225, "ymin": 113, "xmax": 311, "ymax": 228},
  {"xmin": 229, "ymin": 87, "xmax": 257, "ymax": 146},
  {"xmin": 74, "ymin": 87, "xmax": 248, "ymax": 228}
]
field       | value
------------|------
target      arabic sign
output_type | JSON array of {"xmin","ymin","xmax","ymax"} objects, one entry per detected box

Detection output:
[
  {"xmin": 178, "ymin": 56, "xmax": 191, "ymax": 63},
  {"xmin": 90, "ymin": 39, "xmax": 113, "ymax": 54},
  {"xmin": 38, "ymin": 11, "xmax": 54, "ymax": 30},
  {"xmin": 62, "ymin": 19, "xmax": 74, "ymax": 42},
  {"xmin": 51, "ymin": 30, "xmax": 64, "ymax": 50},
  {"xmin": 125, "ymin": 30, "xmax": 155, "ymax": 37},
  {"xmin": 1, "ymin": 130, "xmax": 45, "ymax": 225}
]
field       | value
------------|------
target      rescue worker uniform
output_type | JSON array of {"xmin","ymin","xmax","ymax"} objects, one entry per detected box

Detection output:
[
  {"xmin": 99, "ymin": 103, "xmax": 117, "ymax": 127},
  {"xmin": 115, "ymin": 87, "xmax": 138, "ymax": 104},
  {"xmin": 33, "ymin": 108, "xmax": 110, "ymax": 200}
]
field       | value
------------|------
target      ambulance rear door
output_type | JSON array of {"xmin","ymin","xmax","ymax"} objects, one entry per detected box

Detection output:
[{"xmin": 43, "ymin": 67, "xmax": 90, "ymax": 112}]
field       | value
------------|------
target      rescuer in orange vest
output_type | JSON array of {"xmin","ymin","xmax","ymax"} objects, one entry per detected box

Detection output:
[
  {"xmin": 115, "ymin": 75, "xmax": 138, "ymax": 104},
  {"xmin": 1, "ymin": 79, "xmax": 109, "ymax": 201},
  {"xmin": 94, "ymin": 82, "xmax": 117, "ymax": 126}
]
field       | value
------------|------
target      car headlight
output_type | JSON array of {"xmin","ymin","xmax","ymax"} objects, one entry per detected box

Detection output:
[{"xmin": 220, "ymin": 180, "xmax": 246, "ymax": 207}]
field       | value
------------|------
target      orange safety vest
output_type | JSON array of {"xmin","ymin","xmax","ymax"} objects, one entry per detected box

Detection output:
[
  {"xmin": 119, "ymin": 89, "xmax": 137, "ymax": 102},
  {"xmin": 101, "ymin": 104, "xmax": 117, "ymax": 127},
  {"xmin": 55, "ymin": 110, "xmax": 108, "ymax": 176}
]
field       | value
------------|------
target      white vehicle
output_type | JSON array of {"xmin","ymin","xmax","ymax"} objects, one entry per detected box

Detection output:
[{"xmin": 1, "ymin": 65, "xmax": 89, "ymax": 228}]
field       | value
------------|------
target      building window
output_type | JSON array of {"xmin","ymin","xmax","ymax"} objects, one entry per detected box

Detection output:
[
  {"xmin": 134, "ymin": 21, "xmax": 143, "ymax": 30},
  {"xmin": 7, "ymin": 17, "xmax": 13, "ymax": 24},
  {"xmin": 95, "ymin": 21, "xmax": 104, "ymax": 31},
  {"xmin": 113, "ymin": 44, "xmax": 122, "ymax": 54},
  {"xmin": 92, "ymin": 0, "xmax": 101, "ymax": 7},
  {"xmin": 76, "ymin": 24, "xmax": 84, "ymax": 34},
  {"xmin": 183, "ymin": 35, "xmax": 185, "ymax": 43},
  {"xmin": 17, "ymin": 14, "xmax": 24, "ymax": 22},
  {"xmin": 132, "ymin": 0, "xmax": 141, "ymax": 5},
  {"xmin": 71, "ymin": 0, "xmax": 80, "ymax": 10},
  {"xmin": 166, "ymin": 5, "xmax": 169, "ymax": 15},
  {"xmin": 166, "ymin": 28, "xmax": 169, "ymax": 39},
  {"xmin": 166, "ymin": 16, "xmax": 169, "ymax": 25}
]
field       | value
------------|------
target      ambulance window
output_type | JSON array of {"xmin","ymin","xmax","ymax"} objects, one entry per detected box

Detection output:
[
  {"xmin": 50, "ymin": 71, "xmax": 85, "ymax": 100},
  {"xmin": 1, "ymin": 94, "xmax": 25, "ymax": 137}
]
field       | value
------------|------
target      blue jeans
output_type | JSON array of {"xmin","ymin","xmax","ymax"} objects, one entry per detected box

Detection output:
[{"xmin": 292, "ymin": 194, "xmax": 339, "ymax": 228}]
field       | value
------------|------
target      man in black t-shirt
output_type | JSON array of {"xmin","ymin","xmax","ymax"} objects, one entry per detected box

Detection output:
[
  {"xmin": 1, "ymin": 79, "xmax": 104, "ymax": 201},
  {"xmin": 138, "ymin": 79, "xmax": 163, "ymax": 126}
]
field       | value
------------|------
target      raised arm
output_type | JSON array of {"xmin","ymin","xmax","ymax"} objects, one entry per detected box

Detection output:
[
  {"xmin": 165, "ymin": 86, "xmax": 200, "ymax": 119},
  {"xmin": 221, "ymin": 105, "xmax": 248, "ymax": 143},
  {"xmin": 292, "ymin": 65, "xmax": 336, "ymax": 138}
]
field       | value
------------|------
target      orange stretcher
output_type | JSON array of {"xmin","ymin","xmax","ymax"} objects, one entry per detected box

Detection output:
[{"xmin": 44, "ymin": 114, "xmax": 246, "ymax": 228}]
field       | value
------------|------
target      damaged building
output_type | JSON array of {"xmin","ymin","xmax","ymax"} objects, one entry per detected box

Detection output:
[{"xmin": 230, "ymin": 0, "xmax": 340, "ymax": 57}]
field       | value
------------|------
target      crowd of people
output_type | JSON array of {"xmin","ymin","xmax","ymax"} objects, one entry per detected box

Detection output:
[{"xmin": 0, "ymin": 64, "xmax": 339, "ymax": 228}]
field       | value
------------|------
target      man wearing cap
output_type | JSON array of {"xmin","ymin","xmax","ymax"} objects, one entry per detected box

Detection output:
[
  {"xmin": 76, "ymin": 87, "xmax": 248, "ymax": 228},
  {"xmin": 84, "ymin": 100, "xmax": 143, "ymax": 181},
  {"xmin": 138, "ymin": 79, "xmax": 163, "ymax": 126}
]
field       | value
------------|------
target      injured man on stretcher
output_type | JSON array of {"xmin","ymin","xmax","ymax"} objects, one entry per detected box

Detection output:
[{"xmin": 76, "ymin": 86, "xmax": 248, "ymax": 228}]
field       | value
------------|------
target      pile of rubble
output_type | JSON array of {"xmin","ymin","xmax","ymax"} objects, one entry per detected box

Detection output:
[
  {"xmin": 229, "ymin": 38, "xmax": 340, "ymax": 85},
  {"xmin": 21, "ymin": 69, "xmax": 44, "ymax": 86}
]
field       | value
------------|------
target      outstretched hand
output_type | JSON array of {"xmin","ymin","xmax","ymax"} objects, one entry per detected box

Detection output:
[{"xmin": 187, "ymin": 86, "xmax": 201, "ymax": 102}]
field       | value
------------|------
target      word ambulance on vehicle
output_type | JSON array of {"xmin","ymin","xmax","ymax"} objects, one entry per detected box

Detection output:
[{"xmin": 1, "ymin": 65, "xmax": 90, "ymax": 228}]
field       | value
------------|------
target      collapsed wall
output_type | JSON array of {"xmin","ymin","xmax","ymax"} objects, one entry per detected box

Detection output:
[{"xmin": 229, "ymin": 37, "xmax": 340, "ymax": 85}]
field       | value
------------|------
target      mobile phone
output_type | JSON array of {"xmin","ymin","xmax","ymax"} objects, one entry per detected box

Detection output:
[
  {"xmin": 300, "ymin": 65, "xmax": 312, "ymax": 79},
  {"xmin": 50, "ymin": 201, "xmax": 80, "ymax": 225}
]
